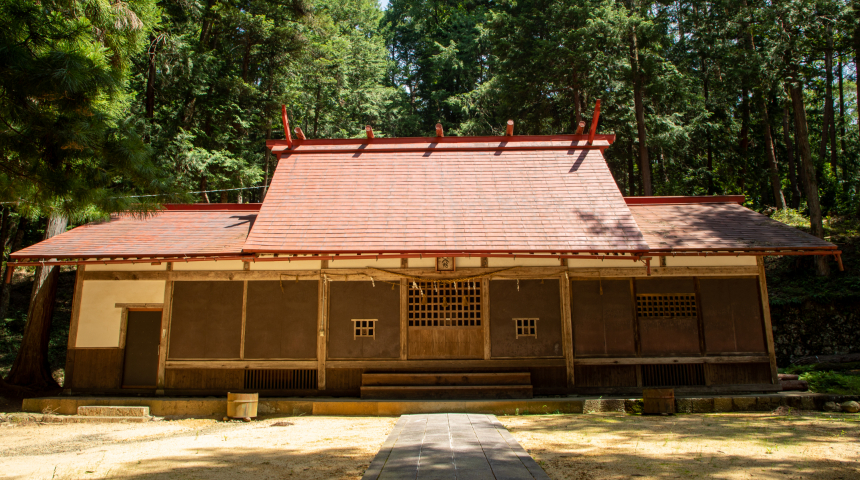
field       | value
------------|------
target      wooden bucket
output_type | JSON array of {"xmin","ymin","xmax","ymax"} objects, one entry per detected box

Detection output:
[
  {"xmin": 227, "ymin": 393, "xmax": 258, "ymax": 419},
  {"xmin": 643, "ymin": 388, "xmax": 675, "ymax": 415}
]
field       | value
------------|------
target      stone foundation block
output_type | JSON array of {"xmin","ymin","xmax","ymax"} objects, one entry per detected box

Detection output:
[
  {"xmin": 675, "ymin": 399, "xmax": 693, "ymax": 414},
  {"xmin": 732, "ymin": 397, "xmax": 756, "ymax": 412},
  {"xmin": 691, "ymin": 398, "xmax": 714, "ymax": 413},
  {"xmin": 77, "ymin": 406, "xmax": 150, "ymax": 417},
  {"xmin": 713, "ymin": 398, "xmax": 733, "ymax": 412}
]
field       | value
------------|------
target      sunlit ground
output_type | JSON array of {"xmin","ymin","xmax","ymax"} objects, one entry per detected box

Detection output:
[{"xmin": 501, "ymin": 412, "xmax": 860, "ymax": 479}]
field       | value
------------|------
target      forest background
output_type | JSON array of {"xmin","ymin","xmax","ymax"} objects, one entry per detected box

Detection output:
[{"xmin": 1, "ymin": 0, "xmax": 859, "ymax": 393}]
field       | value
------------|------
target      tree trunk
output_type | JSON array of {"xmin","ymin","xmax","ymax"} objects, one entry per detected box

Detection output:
[
  {"xmin": 145, "ymin": 36, "xmax": 156, "ymax": 120},
  {"xmin": 631, "ymin": 28, "xmax": 651, "ymax": 195},
  {"xmin": 263, "ymin": 117, "xmax": 271, "ymax": 201},
  {"xmin": 573, "ymin": 88, "xmax": 582, "ymax": 128},
  {"xmin": 627, "ymin": 139, "xmax": 636, "ymax": 196},
  {"xmin": 758, "ymin": 95, "xmax": 786, "ymax": 209},
  {"xmin": 789, "ymin": 85, "xmax": 829, "ymax": 276},
  {"xmin": 782, "ymin": 103, "xmax": 801, "ymax": 209},
  {"xmin": 740, "ymin": 87, "xmax": 750, "ymax": 194},
  {"xmin": 5, "ymin": 214, "xmax": 68, "ymax": 390},
  {"xmin": 201, "ymin": 176, "xmax": 210, "ymax": 203},
  {"xmin": 820, "ymin": 32, "xmax": 836, "ymax": 177},
  {"xmin": 0, "ymin": 217, "xmax": 26, "ymax": 320}
]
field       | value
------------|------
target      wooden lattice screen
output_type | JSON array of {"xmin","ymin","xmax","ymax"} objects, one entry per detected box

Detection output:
[
  {"xmin": 636, "ymin": 294, "xmax": 698, "ymax": 318},
  {"xmin": 244, "ymin": 369, "xmax": 317, "ymax": 390},
  {"xmin": 407, "ymin": 281, "xmax": 482, "ymax": 327},
  {"xmin": 642, "ymin": 363, "xmax": 706, "ymax": 387}
]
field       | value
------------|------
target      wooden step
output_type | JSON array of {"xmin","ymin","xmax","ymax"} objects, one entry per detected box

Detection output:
[
  {"xmin": 360, "ymin": 385, "xmax": 534, "ymax": 400},
  {"xmin": 361, "ymin": 372, "xmax": 531, "ymax": 387}
]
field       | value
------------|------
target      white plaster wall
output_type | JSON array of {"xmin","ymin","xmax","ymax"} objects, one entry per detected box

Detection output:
[
  {"xmin": 87, "ymin": 263, "xmax": 167, "ymax": 271},
  {"xmin": 568, "ymin": 257, "xmax": 641, "ymax": 268},
  {"xmin": 172, "ymin": 260, "xmax": 245, "ymax": 271},
  {"xmin": 488, "ymin": 257, "xmax": 562, "ymax": 267},
  {"xmin": 75, "ymin": 280, "xmax": 166, "ymax": 348},
  {"xmin": 408, "ymin": 258, "xmax": 436, "ymax": 268},
  {"xmin": 251, "ymin": 260, "xmax": 322, "ymax": 270},
  {"xmin": 664, "ymin": 255, "xmax": 758, "ymax": 267},
  {"xmin": 456, "ymin": 257, "xmax": 482, "ymax": 268},
  {"xmin": 328, "ymin": 258, "xmax": 402, "ymax": 268}
]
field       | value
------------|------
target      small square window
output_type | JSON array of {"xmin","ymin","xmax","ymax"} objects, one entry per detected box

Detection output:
[
  {"xmin": 513, "ymin": 318, "xmax": 538, "ymax": 338},
  {"xmin": 352, "ymin": 319, "xmax": 377, "ymax": 339}
]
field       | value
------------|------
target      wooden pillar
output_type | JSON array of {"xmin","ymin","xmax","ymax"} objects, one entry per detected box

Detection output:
[
  {"xmin": 756, "ymin": 257, "xmax": 780, "ymax": 384},
  {"xmin": 239, "ymin": 280, "xmax": 248, "ymax": 359},
  {"xmin": 156, "ymin": 279, "xmax": 174, "ymax": 394},
  {"xmin": 400, "ymin": 278, "xmax": 408, "ymax": 360},
  {"xmin": 481, "ymin": 278, "xmax": 490, "ymax": 360},
  {"xmin": 63, "ymin": 266, "xmax": 86, "ymax": 394},
  {"xmin": 559, "ymin": 275, "xmax": 575, "ymax": 387},
  {"xmin": 317, "ymin": 276, "xmax": 328, "ymax": 390}
]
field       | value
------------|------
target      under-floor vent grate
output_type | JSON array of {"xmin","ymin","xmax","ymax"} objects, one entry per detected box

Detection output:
[
  {"xmin": 642, "ymin": 364, "xmax": 705, "ymax": 387},
  {"xmin": 244, "ymin": 369, "xmax": 317, "ymax": 390}
]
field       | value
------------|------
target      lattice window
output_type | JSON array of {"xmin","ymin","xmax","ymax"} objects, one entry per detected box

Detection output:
[
  {"xmin": 244, "ymin": 369, "xmax": 317, "ymax": 390},
  {"xmin": 636, "ymin": 294, "xmax": 697, "ymax": 318},
  {"xmin": 352, "ymin": 319, "xmax": 377, "ymax": 338},
  {"xmin": 407, "ymin": 281, "xmax": 481, "ymax": 327},
  {"xmin": 514, "ymin": 318, "xmax": 538, "ymax": 338}
]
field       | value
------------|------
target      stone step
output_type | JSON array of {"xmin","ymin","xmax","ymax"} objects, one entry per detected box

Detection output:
[
  {"xmin": 42, "ymin": 415, "xmax": 154, "ymax": 424},
  {"xmin": 77, "ymin": 406, "xmax": 150, "ymax": 417},
  {"xmin": 362, "ymin": 372, "xmax": 531, "ymax": 386}
]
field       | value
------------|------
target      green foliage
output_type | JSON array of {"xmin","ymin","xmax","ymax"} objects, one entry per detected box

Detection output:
[{"xmin": 782, "ymin": 364, "xmax": 860, "ymax": 395}]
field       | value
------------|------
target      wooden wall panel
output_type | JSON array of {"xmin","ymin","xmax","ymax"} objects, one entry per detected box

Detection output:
[
  {"xmin": 489, "ymin": 280, "xmax": 563, "ymax": 357},
  {"xmin": 407, "ymin": 328, "xmax": 483, "ymax": 359},
  {"xmin": 164, "ymin": 368, "xmax": 243, "ymax": 390},
  {"xmin": 574, "ymin": 365, "xmax": 638, "ymax": 387},
  {"xmin": 571, "ymin": 279, "xmax": 636, "ymax": 356},
  {"xmin": 325, "ymin": 368, "xmax": 364, "ymax": 393},
  {"xmin": 67, "ymin": 348, "xmax": 124, "ymax": 390},
  {"xmin": 698, "ymin": 278, "xmax": 767, "ymax": 354},
  {"xmin": 706, "ymin": 362, "xmax": 772, "ymax": 385},
  {"xmin": 635, "ymin": 278, "xmax": 700, "ymax": 355},
  {"xmin": 169, "ymin": 281, "xmax": 244, "ymax": 359},
  {"xmin": 530, "ymin": 366, "xmax": 567, "ymax": 390},
  {"xmin": 328, "ymin": 281, "xmax": 400, "ymax": 359},
  {"xmin": 244, "ymin": 280, "xmax": 318, "ymax": 359}
]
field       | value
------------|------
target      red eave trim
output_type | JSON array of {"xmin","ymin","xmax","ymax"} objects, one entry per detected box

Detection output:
[
  {"xmin": 266, "ymin": 134, "xmax": 616, "ymax": 153},
  {"xmin": 625, "ymin": 195, "xmax": 745, "ymax": 205},
  {"xmin": 162, "ymin": 203, "xmax": 262, "ymax": 211}
]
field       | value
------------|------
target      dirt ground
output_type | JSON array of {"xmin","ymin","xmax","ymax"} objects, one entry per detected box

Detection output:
[
  {"xmin": 0, "ymin": 416, "xmax": 397, "ymax": 479},
  {"xmin": 500, "ymin": 412, "xmax": 860, "ymax": 480},
  {"xmin": 0, "ymin": 412, "xmax": 857, "ymax": 479}
]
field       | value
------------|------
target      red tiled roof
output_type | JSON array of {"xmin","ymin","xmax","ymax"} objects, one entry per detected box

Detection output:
[
  {"xmin": 11, "ymin": 208, "xmax": 256, "ymax": 259},
  {"xmin": 244, "ymin": 137, "xmax": 648, "ymax": 253},
  {"xmin": 628, "ymin": 202, "xmax": 835, "ymax": 251}
]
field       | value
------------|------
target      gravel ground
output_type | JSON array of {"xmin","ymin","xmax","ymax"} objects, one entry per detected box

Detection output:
[
  {"xmin": 500, "ymin": 411, "xmax": 860, "ymax": 479},
  {"xmin": 0, "ymin": 416, "xmax": 397, "ymax": 479}
]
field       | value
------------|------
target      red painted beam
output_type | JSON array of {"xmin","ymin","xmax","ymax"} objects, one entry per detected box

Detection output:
[
  {"xmin": 587, "ymin": 99, "xmax": 601, "ymax": 145},
  {"xmin": 281, "ymin": 105, "xmax": 293, "ymax": 149},
  {"xmin": 276, "ymin": 145, "xmax": 611, "ymax": 155},
  {"xmin": 266, "ymin": 134, "xmax": 617, "ymax": 149},
  {"xmin": 163, "ymin": 203, "xmax": 261, "ymax": 211},
  {"xmin": 624, "ymin": 195, "xmax": 746, "ymax": 205}
]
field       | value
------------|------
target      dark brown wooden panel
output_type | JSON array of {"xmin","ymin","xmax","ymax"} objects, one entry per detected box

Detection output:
[
  {"xmin": 530, "ymin": 366, "xmax": 567, "ymax": 390},
  {"xmin": 328, "ymin": 281, "xmax": 400, "ymax": 359},
  {"xmin": 574, "ymin": 365, "xmax": 637, "ymax": 387},
  {"xmin": 635, "ymin": 277, "xmax": 696, "ymax": 294},
  {"xmin": 408, "ymin": 328, "xmax": 483, "ymax": 359},
  {"xmin": 706, "ymin": 362, "xmax": 772, "ymax": 385},
  {"xmin": 699, "ymin": 278, "xmax": 767, "ymax": 354},
  {"xmin": 164, "ymin": 368, "xmax": 243, "ymax": 390},
  {"xmin": 571, "ymin": 279, "xmax": 636, "ymax": 356},
  {"xmin": 169, "ymin": 281, "xmax": 244, "ymax": 359},
  {"xmin": 122, "ymin": 311, "xmax": 162, "ymax": 387},
  {"xmin": 244, "ymin": 280, "xmax": 318, "ymax": 359},
  {"xmin": 638, "ymin": 316, "xmax": 701, "ymax": 355},
  {"xmin": 489, "ymin": 280, "xmax": 563, "ymax": 357},
  {"xmin": 325, "ymin": 368, "xmax": 364, "ymax": 393},
  {"xmin": 68, "ymin": 348, "xmax": 124, "ymax": 390}
]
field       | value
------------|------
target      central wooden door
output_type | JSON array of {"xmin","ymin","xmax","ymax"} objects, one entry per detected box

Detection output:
[
  {"xmin": 122, "ymin": 310, "xmax": 162, "ymax": 388},
  {"xmin": 407, "ymin": 281, "xmax": 483, "ymax": 359}
]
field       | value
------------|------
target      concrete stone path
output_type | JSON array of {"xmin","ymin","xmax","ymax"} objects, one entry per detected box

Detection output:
[{"xmin": 362, "ymin": 413, "xmax": 551, "ymax": 480}]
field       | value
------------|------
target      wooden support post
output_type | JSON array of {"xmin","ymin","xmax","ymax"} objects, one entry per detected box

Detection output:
[
  {"xmin": 294, "ymin": 126, "xmax": 306, "ymax": 140},
  {"xmin": 156, "ymin": 280, "xmax": 174, "ymax": 393},
  {"xmin": 587, "ymin": 99, "xmax": 601, "ymax": 145},
  {"xmin": 281, "ymin": 105, "xmax": 293, "ymax": 149},
  {"xmin": 239, "ymin": 280, "xmax": 248, "ymax": 359},
  {"xmin": 400, "ymin": 279, "xmax": 408, "ymax": 360},
  {"xmin": 63, "ymin": 266, "xmax": 86, "ymax": 394},
  {"xmin": 435, "ymin": 123, "xmax": 444, "ymax": 137},
  {"xmin": 317, "ymin": 276, "xmax": 328, "ymax": 390},
  {"xmin": 560, "ymin": 275, "xmax": 575, "ymax": 387},
  {"xmin": 482, "ymin": 278, "xmax": 490, "ymax": 360},
  {"xmin": 575, "ymin": 121, "xmax": 585, "ymax": 135},
  {"xmin": 366, "ymin": 125, "xmax": 374, "ymax": 139},
  {"xmin": 756, "ymin": 257, "xmax": 780, "ymax": 385},
  {"xmin": 505, "ymin": 120, "xmax": 514, "ymax": 136}
]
